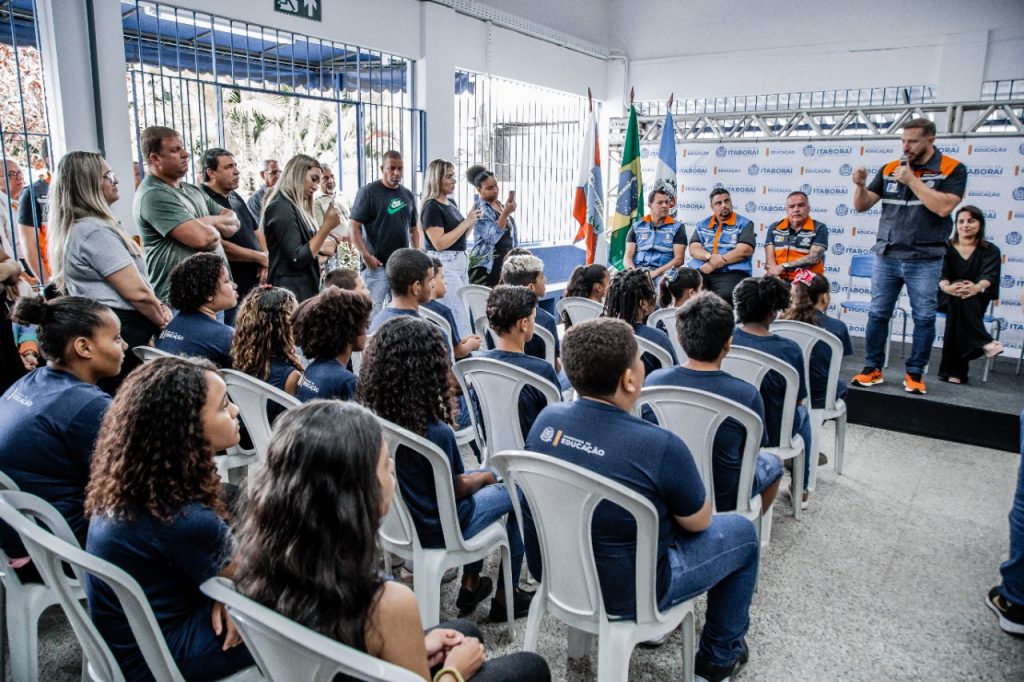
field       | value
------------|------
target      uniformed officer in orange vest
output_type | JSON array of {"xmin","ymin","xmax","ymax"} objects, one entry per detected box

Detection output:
[{"xmin": 764, "ymin": 191, "xmax": 828, "ymax": 282}]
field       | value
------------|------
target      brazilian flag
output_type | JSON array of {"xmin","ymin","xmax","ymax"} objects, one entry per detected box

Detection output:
[{"xmin": 609, "ymin": 104, "xmax": 642, "ymax": 270}]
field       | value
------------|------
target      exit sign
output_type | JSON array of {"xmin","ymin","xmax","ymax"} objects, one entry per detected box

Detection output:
[{"xmin": 274, "ymin": 0, "xmax": 321, "ymax": 22}]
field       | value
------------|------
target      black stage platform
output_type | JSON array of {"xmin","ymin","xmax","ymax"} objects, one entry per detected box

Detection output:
[{"xmin": 842, "ymin": 336, "xmax": 1022, "ymax": 453}]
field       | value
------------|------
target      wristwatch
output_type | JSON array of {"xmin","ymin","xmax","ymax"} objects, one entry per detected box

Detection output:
[{"xmin": 704, "ymin": 253, "xmax": 712, "ymax": 262}]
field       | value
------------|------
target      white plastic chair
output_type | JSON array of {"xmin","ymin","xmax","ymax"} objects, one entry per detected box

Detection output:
[
  {"xmin": 201, "ymin": 577, "xmax": 421, "ymax": 682},
  {"xmin": 132, "ymin": 345, "xmax": 175, "ymax": 363},
  {"xmin": 635, "ymin": 334, "xmax": 675, "ymax": 371},
  {"xmin": 475, "ymin": 315, "xmax": 494, "ymax": 350},
  {"xmin": 722, "ymin": 345, "xmax": 807, "ymax": 519},
  {"xmin": 0, "ymin": 473, "xmax": 86, "ymax": 682},
  {"xmin": 0, "ymin": 492, "xmax": 260, "ymax": 682},
  {"xmin": 636, "ymin": 386, "xmax": 770, "ymax": 546},
  {"xmin": 531, "ymin": 324, "xmax": 558, "ymax": 370},
  {"xmin": 458, "ymin": 284, "xmax": 492, "ymax": 334},
  {"xmin": 490, "ymin": 451, "xmax": 695, "ymax": 682},
  {"xmin": 555, "ymin": 297, "xmax": 604, "ymax": 326},
  {"xmin": 221, "ymin": 369, "xmax": 300, "ymax": 459},
  {"xmin": 376, "ymin": 419, "xmax": 515, "ymax": 635},
  {"xmin": 453, "ymin": 357, "xmax": 562, "ymax": 468},
  {"xmin": 419, "ymin": 305, "xmax": 457, "ymax": 365},
  {"xmin": 770, "ymin": 320, "xmax": 849, "ymax": 490},
  {"xmin": 646, "ymin": 308, "xmax": 687, "ymax": 363}
]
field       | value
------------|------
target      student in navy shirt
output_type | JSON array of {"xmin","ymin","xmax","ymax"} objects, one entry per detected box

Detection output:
[
  {"xmin": 779, "ymin": 272, "xmax": 853, "ymax": 409},
  {"xmin": 731, "ymin": 276, "xmax": 814, "ymax": 509},
  {"xmin": 358, "ymin": 316, "xmax": 533, "ymax": 621},
  {"xmin": 425, "ymin": 257, "xmax": 481, "ymax": 359},
  {"xmin": 654, "ymin": 267, "xmax": 703, "ymax": 335},
  {"xmin": 645, "ymin": 292, "xmax": 784, "ymax": 513},
  {"xmin": 293, "ymin": 286, "xmax": 370, "ymax": 402},
  {"xmin": 604, "ymin": 268, "xmax": 678, "ymax": 375},
  {"xmin": 85, "ymin": 358, "xmax": 253, "ymax": 680},
  {"xmin": 479, "ymin": 285, "xmax": 561, "ymax": 438},
  {"xmin": 368, "ymin": 247, "xmax": 434, "ymax": 334},
  {"xmin": 525, "ymin": 318, "xmax": 759, "ymax": 681},
  {"xmin": 157, "ymin": 252, "xmax": 238, "ymax": 367},
  {"xmin": 230, "ymin": 285, "xmax": 302, "ymax": 394},
  {"xmin": 0, "ymin": 296, "xmax": 125, "ymax": 578},
  {"xmin": 559, "ymin": 263, "xmax": 609, "ymax": 327},
  {"xmin": 500, "ymin": 253, "xmax": 564, "ymax": 381}
]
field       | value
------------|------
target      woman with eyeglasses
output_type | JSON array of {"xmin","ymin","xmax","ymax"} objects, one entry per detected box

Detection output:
[{"xmin": 48, "ymin": 152, "xmax": 171, "ymax": 392}]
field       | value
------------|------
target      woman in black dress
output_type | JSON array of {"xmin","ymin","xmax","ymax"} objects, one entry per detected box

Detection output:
[{"xmin": 938, "ymin": 205, "xmax": 1002, "ymax": 384}]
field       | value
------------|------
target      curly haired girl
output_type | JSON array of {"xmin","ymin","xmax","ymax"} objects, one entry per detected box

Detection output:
[
  {"xmin": 292, "ymin": 286, "xmax": 371, "ymax": 401},
  {"xmin": 84, "ymin": 357, "xmax": 253, "ymax": 680},
  {"xmin": 230, "ymin": 285, "xmax": 302, "ymax": 395},
  {"xmin": 603, "ymin": 268, "xmax": 677, "ymax": 375},
  {"xmin": 357, "ymin": 316, "xmax": 533, "ymax": 621}
]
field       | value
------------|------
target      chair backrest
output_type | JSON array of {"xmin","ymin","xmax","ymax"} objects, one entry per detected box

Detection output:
[
  {"xmin": 132, "ymin": 345, "xmax": 174, "ymax": 363},
  {"xmin": 418, "ymin": 306, "xmax": 457, "ymax": 364},
  {"xmin": 200, "ymin": 577, "xmax": 421, "ymax": 682},
  {"xmin": 0, "ymin": 468, "xmax": 18, "ymax": 492},
  {"xmin": 770, "ymin": 319, "xmax": 844, "ymax": 409},
  {"xmin": 350, "ymin": 350, "xmax": 362, "ymax": 377},
  {"xmin": 846, "ymin": 253, "xmax": 876, "ymax": 300},
  {"xmin": 635, "ymin": 334, "xmax": 675, "ymax": 371},
  {"xmin": 0, "ymin": 491, "xmax": 184, "ymax": 682},
  {"xmin": 454, "ymin": 358, "xmax": 561, "ymax": 459},
  {"xmin": 555, "ymin": 297, "xmax": 604, "ymax": 326},
  {"xmin": 458, "ymin": 285, "xmax": 492, "ymax": 334},
  {"xmin": 489, "ymin": 451, "xmax": 663, "ymax": 626},
  {"xmin": 475, "ymin": 315, "xmax": 495, "ymax": 350},
  {"xmin": 377, "ymin": 418, "xmax": 474, "ymax": 555},
  {"xmin": 531, "ymin": 324, "xmax": 557, "ymax": 369},
  {"xmin": 645, "ymin": 308, "xmax": 687, "ymax": 363},
  {"xmin": 721, "ymin": 345, "xmax": 801, "ymax": 452},
  {"xmin": 637, "ymin": 386, "xmax": 762, "ymax": 514},
  {"xmin": 221, "ymin": 369, "xmax": 301, "ymax": 457}
]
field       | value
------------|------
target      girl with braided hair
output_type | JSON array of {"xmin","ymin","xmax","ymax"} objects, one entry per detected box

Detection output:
[{"xmin": 603, "ymin": 268, "xmax": 678, "ymax": 375}]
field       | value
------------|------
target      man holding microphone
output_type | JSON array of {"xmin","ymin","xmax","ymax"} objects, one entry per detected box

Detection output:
[{"xmin": 849, "ymin": 118, "xmax": 967, "ymax": 395}]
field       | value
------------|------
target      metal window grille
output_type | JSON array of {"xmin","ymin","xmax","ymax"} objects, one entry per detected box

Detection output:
[
  {"xmin": 0, "ymin": 0, "xmax": 52, "ymax": 281},
  {"xmin": 454, "ymin": 69, "xmax": 592, "ymax": 245},
  {"xmin": 635, "ymin": 85, "xmax": 936, "ymax": 117},
  {"xmin": 121, "ymin": 1, "xmax": 425, "ymax": 196},
  {"xmin": 981, "ymin": 79, "xmax": 1024, "ymax": 101}
]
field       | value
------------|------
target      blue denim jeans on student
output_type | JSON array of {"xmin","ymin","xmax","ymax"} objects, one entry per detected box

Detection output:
[
  {"xmin": 660, "ymin": 515, "xmax": 759, "ymax": 668},
  {"xmin": 999, "ymin": 410, "xmax": 1024, "ymax": 607},
  {"xmin": 461, "ymin": 479, "xmax": 525, "ymax": 590},
  {"xmin": 363, "ymin": 266, "xmax": 391, "ymax": 321},
  {"xmin": 864, "ymin": 255, "xmax": 942, "ymax": 375}
]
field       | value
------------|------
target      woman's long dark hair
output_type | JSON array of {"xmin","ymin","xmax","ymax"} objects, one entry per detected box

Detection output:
[
  {"xmin": 357, "ymin": 317, "xmax": 455, "ymax": 435},
  {"xmin": 951, "ymin": 205, "xmax": 989, "ymax": 247},
  {"xmin": 561, "ymin": 264, "xmax": 608, "ymax": 325},
  {"xmin": 603, "ymin": 268, "xmax": 655, "ymax": 324},
  {"xmin": 780, "ymin": 274, "xmax": 830, "ymax": 325},
  {"xmin": 234, "ymin": 401, "xmax": 386, "ymax": 650}
]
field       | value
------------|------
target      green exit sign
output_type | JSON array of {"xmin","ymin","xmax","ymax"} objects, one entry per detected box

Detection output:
[{"xmin": 274, "ymin": 0, "xmax": 321, "ymax": 22}]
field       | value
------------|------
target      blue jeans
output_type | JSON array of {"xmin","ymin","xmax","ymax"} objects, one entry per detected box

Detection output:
[
  {"xmin": 363, "ymin": 266, "xmax": 391, "ymax": 321},
  {"xmin": 429, "ymin": 250, "xmax": 470, "ymax": 339},
  {"xmin": 796, "ymin": 404, "xmax": 812, "ymax": 491},
  {"xmin": 865, "ymin": 255, "xmax": 942, "ymax": 375},
  {"xmin": 462, "ymin": 480, "xmax": 525, "ymax": 590},
  {"xmin": 752, "ymin": 453, "xmax": 784, "ymax": 497},
  {"xmin": 660, "ymin": 515, "xmax": 759, "ymax": 668},
  {"xmin": 999, "ymin": 410, "xmax": 1024, "ymax": 606}
]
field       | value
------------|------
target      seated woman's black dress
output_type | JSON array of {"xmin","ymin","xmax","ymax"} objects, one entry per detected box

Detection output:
[{"xmin": 937, "ymin": 240, "xmax": 1001, "ymax": 382}]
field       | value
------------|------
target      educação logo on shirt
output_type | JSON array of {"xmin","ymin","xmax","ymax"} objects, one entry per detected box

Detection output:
[
  {"xmin": 540, "ymin": 427, "xmax": 605, "ymax": 456},
  {"xmin": 540, "ymin": 427, "xmax": 555, "ymax": 443}
]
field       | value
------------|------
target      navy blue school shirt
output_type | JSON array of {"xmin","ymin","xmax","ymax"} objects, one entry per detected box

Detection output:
[
  {"xmin": 524, "ymin": 399, "xmax": 705, "ymax": 618},
  {"xmin": 86, "ymin": 502, "xmax": 241, "ymax": 681},
  {"xmin": 395, "ymin": 420, "xmax": 475, "ymax": 548},
  {"xmin": 264, "ymin": 356, "xmax": 300, "ymax": 422},
  {"xmin": 643, "ymin": 367, "xmax": 768, "ymax": 512},
  {"xmin": 478, "ymin": 348, "xmax": 560, "ymax": 438},
  {"xmin": 730, "ymin": 327, "xmax": 806, "ymax": 447},
  {"xmin": 368, "ymin": 306, "xmax": 421, "ymax": 335},
  {"xmin": 634, "ymin": 322, "xmax": 678, "ymax": 375},
  {"xmin": 0, "ymin": 368, "xmax": 110, "ymax": 556},
  {"xmin": 423, "ymin": 299, "xmax": 461, "ymax": 349},
  {"xmin": 809, "ymin": 311, "xmax": 853, "ymax": 409},
  {"xmin": 524, "ymin": 306, "xmax": 560, "ymax": 361},
  {"xmin": 156, "ymin": 311, "xmax": 234, "ymax": 368},
  {"xmin": 295, "ymin": 358, "xmax": 357, "ymax": 402}
]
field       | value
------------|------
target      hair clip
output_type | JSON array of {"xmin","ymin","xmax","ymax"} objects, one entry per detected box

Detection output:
[
  {"xmin": 791, "ymin": 268, "xmax": 815, "ymax": 286},
  {"xmin": 663, "ymin": 268, "xmax": 679, "ymax": 283}
]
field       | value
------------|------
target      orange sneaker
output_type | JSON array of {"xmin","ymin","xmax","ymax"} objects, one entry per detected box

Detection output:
[
  {"xmin": 903, "ymin": 373, "xmax": 927, "ymax": 395},
  {"xmin": 851, "ymin": 367, "xmax": 883, "ymax": 387}
]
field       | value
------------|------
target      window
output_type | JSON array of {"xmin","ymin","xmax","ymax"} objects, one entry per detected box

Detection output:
[
  {"xmin": 981, "ymin": 79, "xmax": 1024, "ymax": 101},
  {"xmin": 635, "ymin": 85, "xmax": 936, "ymax": 116}
]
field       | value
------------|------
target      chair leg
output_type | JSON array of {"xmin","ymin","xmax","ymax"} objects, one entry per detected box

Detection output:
[
  {"xmin": 499, "ymin": 543, "xmax": 515, "ymax": 640},
  {"xmin": 567, "ymin": 626, "xmax": 592, "ymax": 659},
  {"xmin": 8, "ymin": 592, "xmax": 39, "ymax": 682},
  {"xmin": 412, "ymin": 551, "xmax": 445, "ymax": 629},
  {"xmin": 681, "ymin": 609, "xmax": 696, "ymax": 682},
  {"xmin": 596, "ymin": 626, "xmax": 634, "ymax": 682},
  {"xmin": 760, "ymin": 504, "xmax": 774, "ymax": 548},
  {"xmin": 523, "ymin": 594, "xmax": 546, "ymax": 653},
  {"xmin": 834, "ymin": 413, "xmax": 848, "ymax": 476},
  {"xmin": 792, "ymin": 451, "xmax": 805, "ymax": 521},
  {"xmin": 807, "ymin": 416, "xmax": 823, "ymax": 492}
]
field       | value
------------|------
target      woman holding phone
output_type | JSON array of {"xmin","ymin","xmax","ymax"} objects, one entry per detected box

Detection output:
[{"xmin": 465, "ymin": 165, "xmax": 517, "ymax": 287}]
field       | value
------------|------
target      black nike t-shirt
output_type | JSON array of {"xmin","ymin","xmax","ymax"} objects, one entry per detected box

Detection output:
[{"xmin": 349, "ymin": 180, "xmax": 418, "ymax": 268}]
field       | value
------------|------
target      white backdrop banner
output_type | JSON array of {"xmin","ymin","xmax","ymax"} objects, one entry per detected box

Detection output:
[{"xmin": 637, "ymin": 136, "xmax": 1024, "ymax": 353}]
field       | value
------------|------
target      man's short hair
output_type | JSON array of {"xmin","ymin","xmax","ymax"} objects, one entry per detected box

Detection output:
[
  {"xmin": 562, "ymin": 318, "xmax": 637, "ymax": 398},
  {"xmin": 501, "ymin": 254, "xmax": 544, "ymax": 287},
  {"xmin": 168, "ymin": 253, "xmax": 225, "ymax": 312},
  {"xmin": 386, "ymin": 248, "xmax": 433, "ymax": 295},
  {"xmin": 709, "ymin": 187, "xmax": 731, "ymax": 203},
  {"xmin": 261, "ymin": 159, "xmax": 279, "ymax": 172},
  {"xmin": 486, "ymin": 285, "xmax": 537, "ymax": 335},
  {"xmin": 140, "ymin": 126, "xmax": 179, "ymax": 162},
  {"xmin": 786, "ymin": 190, "xmax": 808, "ymax": 204},
  {"xmin": 903, "ymin": 117, "xmax": 936, "ymax": 138},
  {"xmin": 429, "ymin": 257, "xmax": 443, "ymax": 271},
  {"xmin": 676, "ymin": 292, "xmax": 734, "ymax": 361},
  {"xmin": 647, "ymin": 187, "xmax": 672, "ymax": 205},
  {"xmin": 382, "ymin": 150, "xmax": 402, "ymax": 163},
  {"xmin": 201, "ymin": 148, "xmax": 233, "ymax": 182},
  {"xmin": 323, "ymin": 267, "xmax": 359, "ymax": 291}
]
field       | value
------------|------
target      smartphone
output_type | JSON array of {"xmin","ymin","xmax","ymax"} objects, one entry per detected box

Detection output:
[{"xmin": 508, "ymin": 190, "xmax": 516, "ymax": 201}]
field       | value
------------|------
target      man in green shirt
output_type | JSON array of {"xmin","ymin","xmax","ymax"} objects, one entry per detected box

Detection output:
[{"xmin": 133, "ymin": 126, "xmax": 240, "ymax": 303}]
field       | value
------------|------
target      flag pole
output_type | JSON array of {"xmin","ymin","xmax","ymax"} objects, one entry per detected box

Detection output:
[{"xmin": 588, "ymin": 87, "xmax": 593, "ymax": 113}]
